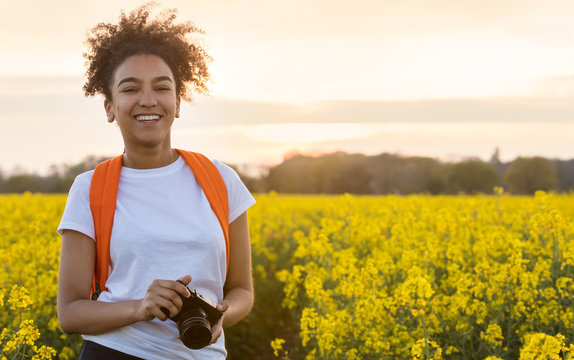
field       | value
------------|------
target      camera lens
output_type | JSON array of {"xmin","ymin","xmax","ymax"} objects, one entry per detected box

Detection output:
[{"xmin": 177, "ymin": 307, "xmax": 212, "ymax": 349}]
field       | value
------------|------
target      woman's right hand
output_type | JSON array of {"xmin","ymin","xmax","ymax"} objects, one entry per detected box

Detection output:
[
  {"xmin": 138, "ymin": 275, "xmax": 192, "ymax": 321},
  {"xmin": 58, "ymin": 231, "xmax": 193, "ymax": 334}
]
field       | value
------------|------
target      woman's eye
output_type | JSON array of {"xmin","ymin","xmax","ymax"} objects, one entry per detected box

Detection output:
[
  {"xmin": 157, "ymin": 87, "xmax": 170, "ymax": 91},
  {"xmin": 122, "ymin": 88, "xmax": 137, "ymax": 93}
]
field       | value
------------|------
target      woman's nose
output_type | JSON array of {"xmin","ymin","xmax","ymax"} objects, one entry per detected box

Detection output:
[{"xmin": 139, "ymin": 88, "xmax": 157, "ymax": 107}]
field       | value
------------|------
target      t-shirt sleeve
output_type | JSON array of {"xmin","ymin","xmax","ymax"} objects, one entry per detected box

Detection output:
[
  {"xmin": 57, "ymin": 170, "xmax": 96, "ymax": 240},
  {"xmin": 213, "ymin": 160, "xmax": 256, "ymax": 223}
]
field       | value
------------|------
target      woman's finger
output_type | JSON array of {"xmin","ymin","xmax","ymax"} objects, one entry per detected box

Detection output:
[
  {"xmin": 216, "ymin": 300, "xmax": 229, "ymax": 313},
  {"xmin": 209, "ymin": 317, "xmax": 224, "ymax": 345}
]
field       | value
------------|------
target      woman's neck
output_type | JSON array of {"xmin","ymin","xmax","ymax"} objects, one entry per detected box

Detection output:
[{"xmin": 122, "ymin": 145, "xmax": 178, "ymax": 169}]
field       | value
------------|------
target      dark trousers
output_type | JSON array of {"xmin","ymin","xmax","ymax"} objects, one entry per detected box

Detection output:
[{"xmin": 77, "ymin": 340, "xmax": 145, "ymax": 360}]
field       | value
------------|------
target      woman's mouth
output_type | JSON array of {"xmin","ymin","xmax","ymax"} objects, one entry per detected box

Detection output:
[{"xmin": 135, "ymin": 114, "xmax": 161, "ymax": 122}]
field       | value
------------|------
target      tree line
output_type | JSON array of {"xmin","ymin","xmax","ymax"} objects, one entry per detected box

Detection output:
[
  {"xmin": 0, "ymin": 151, "xmax": 571, "ymax": 195},
  {"xmin": 256, "ymin": 151, "xmax": 569, "ymax": 195}
]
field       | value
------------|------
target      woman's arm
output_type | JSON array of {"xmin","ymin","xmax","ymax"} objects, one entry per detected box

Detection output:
[
  {"xmin": 57, "ymin": 230, "xmax": 191, "ymax": 335},
  {"xmin": 220, "ymin": 211, "xmax": 254, "ymax": 326}
]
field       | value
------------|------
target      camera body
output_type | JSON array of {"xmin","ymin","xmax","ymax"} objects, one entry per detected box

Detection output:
[{"xmin": 171, "ymin": 285, "xmax": 223, "ymax": 349}]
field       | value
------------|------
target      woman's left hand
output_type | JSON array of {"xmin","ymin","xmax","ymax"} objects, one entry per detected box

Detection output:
[{"xmin": 209, "ymin": 300, "xmax": 229, "ymax": 345}]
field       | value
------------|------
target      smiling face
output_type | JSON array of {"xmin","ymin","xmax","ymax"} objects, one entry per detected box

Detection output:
[{"xmin": 104, "ymin": 54, "xmax": 181, "ymax": 151}]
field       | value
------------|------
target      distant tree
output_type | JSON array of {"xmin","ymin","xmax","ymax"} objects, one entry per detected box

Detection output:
[
  {"xmin": 56, "ymin": 155, "xmax": 112, "ymax": 179},
  {"xmin": 444, "ymin": 160, "xmax": 499, "ymax": 194},
  {"xmin": 310, "ymin": 153, "xmax": 370, "ymax": 194},
  {"xmin": 425, "ymin": 176, "xmax": 445, "ymax": 195},
  {"xmin": 2, "ymin": 174, "xmax": 46, "ymax": 193},
  {"xmin": 266, "ymin": 152, "xmax": 373, "ymax": 194},
  {"xmin": 489, "ymin": 146, "xmax": 508, "ymax": 178},
  {"xmin": 44, "ymin": 173, "xmax": 75, "ymax": 193},
  {"xmin": 554, "ymin": 159, "xmax": 574, "ymax": 192},
  {"xmin": 366, "ymin": 154, "xmax": 443, "ymax": 194},
  {"xmin": 267, "ymin": 154, "xmax": 316, "ymax": 193},
  {"xmin": 489, "ymin": 147, "xmax": 501, "ymax": 165},
  {"xmin": 410, "ymin": 157, "xmax": 445, "ymax": 194},
  {"xmin": 46, "ymin": 155, "xmax": 112, "ymax": 193},
  {"xmin": 364, "ymin": 153, "xmax": 401, "ymax": 194},
  {"xmin": 266, "ymin": 152, "xmax": 443, "ymax": 195},
  {"xmin": 503, "ymin": 157, "xmax": 558, "ymax": 194},
  {"xmin": 228, "ymin": 164, "xmax": 268, "ymax": 193},
  {"xmin": 337, "ymin": 154, "xmax": 370, "ymax": 194}
]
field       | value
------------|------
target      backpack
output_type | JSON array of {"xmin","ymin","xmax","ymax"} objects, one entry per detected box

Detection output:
[{"xmin": 88, "ymin": 149, "xmax": 229, "ymax": 300}]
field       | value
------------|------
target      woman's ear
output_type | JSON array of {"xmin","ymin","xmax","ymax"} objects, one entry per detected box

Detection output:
[{"xmin": 104, "ymin": 99, "xmax": 115, "ymax": 123}]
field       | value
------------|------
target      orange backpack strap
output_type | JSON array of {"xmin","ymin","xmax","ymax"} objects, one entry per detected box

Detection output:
[
  {"xmin": 89, "ymin": 155, "xmax": 123, "ymax": 300},
  {"xmin": 89, "ymin": 150, "xmax": 229, "ymax": 300},
  {"xmin": 175, "ymin": 149, "xmax": 230, "ymax": 268}
]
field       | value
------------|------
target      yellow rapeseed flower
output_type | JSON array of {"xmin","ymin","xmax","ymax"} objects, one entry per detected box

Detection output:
[
  {"xmin": 481, "ymin": 323, "xmax": 504, "ymax": 347},
  {"xmin": 411, "ymin": 338, "xmax": 443, "ymax": 360},
  {"xmin": 8, "ymin": 285, "xmax": 33, "ymax": 311},
  {"xmin": 270, "ymin": 338, "xmax": 286, "ymax": 358},
  {"xmin": 520, "ymin": 333, "xmax": 565, "ymax": 360},
  {"xmin": 32, "ymin": 345, "xmax": 57, "ymax": 360},
  {"xmin": 18, "ymin": 319, "xmax": 41, "ymax": 345}
]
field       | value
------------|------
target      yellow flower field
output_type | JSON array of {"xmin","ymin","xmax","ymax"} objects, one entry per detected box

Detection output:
[{"xmin": 1, "ymin": 192, "xmax": 574, "ymax": 359}]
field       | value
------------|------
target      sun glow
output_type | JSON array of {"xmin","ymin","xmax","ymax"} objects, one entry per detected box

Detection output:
[{"xmin": 243, "ymin": 123, "xmax": 384, "ymax": 144}]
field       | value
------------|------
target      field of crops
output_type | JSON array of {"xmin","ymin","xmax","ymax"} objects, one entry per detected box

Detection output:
[{"xmin": 2, "ymin": 192, "xmax": 574, "ymax": 359}]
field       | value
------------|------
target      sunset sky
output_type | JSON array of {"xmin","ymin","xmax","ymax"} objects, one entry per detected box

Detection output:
[{"xmin": 1, "ymin": 0, "xmax": 573, "ymax": 174}]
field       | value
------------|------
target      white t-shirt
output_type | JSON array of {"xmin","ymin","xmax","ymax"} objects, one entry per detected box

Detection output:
[{"xmin": 58, "ymin": 155, "xmax": 255, "ymax": 360}]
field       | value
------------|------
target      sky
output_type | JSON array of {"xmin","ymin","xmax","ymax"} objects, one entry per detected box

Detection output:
[{"xmin": 1, "ymin": 0, "xmax": 573, "ymax": 174}]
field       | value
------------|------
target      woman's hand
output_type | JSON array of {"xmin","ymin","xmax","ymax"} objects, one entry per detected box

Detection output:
[
  {"xmin": 137, "ymin": 275, "xmax": 192, "ymax": 321},
  {"xmin": 58, "ymin": 231, "xmax": 193, "ymax": 335},
  {"xmin": 209, "ymin": 300, "xmax": 229, "ymax": 345}
]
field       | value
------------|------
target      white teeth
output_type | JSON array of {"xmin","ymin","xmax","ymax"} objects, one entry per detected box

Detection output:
[{"xmin": 136, "ymin": 115, "xmax": 160, "ymax": 121}]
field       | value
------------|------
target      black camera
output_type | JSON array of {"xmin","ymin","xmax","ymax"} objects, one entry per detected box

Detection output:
[{"xmin": 168, "ymin": 283, "xmax": 223, "ymax": 349}]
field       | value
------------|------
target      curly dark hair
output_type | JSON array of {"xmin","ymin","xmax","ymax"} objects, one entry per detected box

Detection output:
[{"xmin": 83, "ymin": 3, "xmax": 211, "ymax": 101}]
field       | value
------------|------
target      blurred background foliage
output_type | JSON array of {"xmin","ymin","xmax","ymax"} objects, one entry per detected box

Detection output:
[{"xmin": 0, "ymin": 150, "xmax": 570, "ymax": 195}]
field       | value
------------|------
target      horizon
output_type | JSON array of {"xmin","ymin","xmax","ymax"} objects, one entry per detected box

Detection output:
[
  {"xmin": 1, "ymin": 0, "xmax": 573, "ymax": 174},
  {"xmin": 3, "ymin": 145, "xmax": 573, "ymax": 178}
]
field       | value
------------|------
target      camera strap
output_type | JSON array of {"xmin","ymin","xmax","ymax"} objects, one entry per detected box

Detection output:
[{"xmin": 89, "ymin": 149, "xmax": 229, "ymax": 300}]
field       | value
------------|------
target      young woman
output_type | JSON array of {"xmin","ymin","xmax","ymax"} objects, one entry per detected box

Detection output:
[{"xmin": 57, "ymin": 5, "xmax": 255, "ymax": 359}]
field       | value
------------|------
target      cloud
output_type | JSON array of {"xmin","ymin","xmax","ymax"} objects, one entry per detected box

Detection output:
[
  {"xmin": 180, "ymin": 95, "xmax": 574, "ymax": 127},
  {"xmin": 2, "ymin": 74, "xmax": 573, "ymax": 128},
  {"xmin": 535, "ymin": 75, "xmax": 574, "ymax": 97}
]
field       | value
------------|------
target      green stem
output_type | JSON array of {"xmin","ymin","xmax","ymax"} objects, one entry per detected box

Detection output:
[
  {"xmin": 420, "ymin": 315, "xmax": 431, "ymax": 359},
  {"xmin": 9, "ymin": 336, "xmax": 25, "ymax": 360}
]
